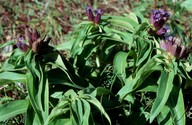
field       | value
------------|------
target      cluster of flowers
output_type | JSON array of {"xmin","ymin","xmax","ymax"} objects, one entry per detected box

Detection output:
[
  {"xmin": 16, "ymin": 6, "xmax": 103, "ymax": 53},
  {"xmin": 86, "ymin": 6, "xmax": 103, "ymax": 24},
  {"xmin": 150, "ymin": 9, "xmax": 170, "ymax": 36},
  {"xmin": 16, "ymin": 28, "xmax": 51, "ymax": 53},
  {"xmin": 150, "ymin": 9, "xmax": 189, "ymax": 59},
  {"xmin": 16, "ymin": 28, "xmax": 40, "ymax": 53},
  {"xmin": 16, "ymin": 8, "xmax": 189, "ymax": 59}
]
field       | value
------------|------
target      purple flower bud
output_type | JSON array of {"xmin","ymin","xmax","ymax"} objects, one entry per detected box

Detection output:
[
  {"xmin": 156, "ymin": 25, "xmax": 170, "ymax": 36},
  {"xmin": 94, "ymin": 9, "xmax": 103, "ymax": 24},
  {"xmin": 86, "ymin": 6, "xmax": 94, "ymax": 22},
  {"xmin": 150, "ymin": 9, "xmax": 169, "ymax": 29},
  {"xmin": 160, "ymin": 36, "xmax": 188, "ymax": 59},
  {"xmin": 16, "ymin": 35, "xmax": 29, "ymax": 52},
  {"xmin": 31, "ymin": 29, "xmax": 40, "ymax": 42},
  {"xmin": 25, "ymin": 28, "xmax": 40, "ymax": 48},
  {"xmin": 86, "ymin": 7, "xmax": 103, "ymax": 24}
]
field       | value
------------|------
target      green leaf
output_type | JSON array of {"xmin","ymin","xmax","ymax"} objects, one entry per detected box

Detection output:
[
  {"xmin": 103, "ymin": 26, "xmax": 133, "ymax": 45},
  {"xmin": 166, "ymin": 85, "xmax": 186, "ymax": 125},
  {"xmin": 178, "ymin": 62, "xmax": 192, "ymax": 79},
  {"xmin": 134, "ymin": 22, "xmax": 148, "ymax": 35},
  {"xmin": 113, "ymin": 52, "xmax": 128, "ymax": 82},
  {"xmin": 105, "ymin": 15, "xmax": 139, "ymax": 28},
  {"xmin": 25, "ymin": 51, "xmax": 50, "ymax": 124},
  {"xmin": 0, "ymin": 22, "xmax": 3, "ymax": 36},
  {"xmin": 70, "ymin": 98, "xmax": 83, "ymax": 125},
  {"xmin": 47, "ymin": 68, "xmax": 84, "ymax": 89},
  {"xmin": 0, "ymin": 40, "xmax": 15, "ymax": 49},
  {"xmin": 82, "ymin": 94, "xmax": 111, "ymax": 125},
  {"xmin": 150, "ymin": 70, "xmax": 175, "ymax": 123},
  {"xmin": 38, "ymin": 65, "xmax": 49, "ymax": 121},
  {"xmin": 79, "ymin": 43, "xmax": 98, "ymax": 60},
  {"xmin": 70, "ymin": 24, "xmax": 93, "ymax": 57},
  {"xmin": 117, "ymin": 56, "xmax": 162, "ymax": 100},
  {"xmin": 55, "ymin": 41, "xmax": 73, "ymax": 51},
  {"xmin": 45, "ymin": 99, "xmax": 69, "ymax": 124},
  {"xmin": 1, "ymin": 49, "xmax": 26, "ymax": 72},
  {"xmin": 136, "ymin": 38, "xmax": 152, "ymax": 66},
  {"xmin": 157, "ymin": 106, "xmax": 172, "ymax": 125},
  {"xmin": 26, "ymin": 72, "xmax": 43, "ymax": 124},
  {"xmin": 48, "ymin": 119, "xmax": 71, "ymax": 125},
  {"xmin": 181, "ymin": 0, "xmax": 192, "ymax": 12},
  {"xmin": 25, "ymin": 103, "xmax": 35, "ymax": 125},
  {"xmin": 0, "ymin": 72, "xmax": 26, "ymax": 85},
  {"xmin": 108, "ymin": 18, "xmax": 135, "ymax": 32},
  {"xmin": 91, "ymin": 87, "xmax": 114, "ymax": 97},
  {"xmin": 0, "ymin": 100, "xmax": 29, "ymax": 121},
  {"xmin": 81, "ymin": 99, "xmax": 91, "ymax": 125}
]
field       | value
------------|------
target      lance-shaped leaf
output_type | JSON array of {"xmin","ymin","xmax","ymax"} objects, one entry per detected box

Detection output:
[
  {"xmin": 150, "ymin": 70, "xmax": 174, "ymax": 123},
  {"xmin": 166, "ymin": 85, "xmax": 186, "ymax": 125},
  {"xmin": 0, "ymin": 72, "xmax": 26, "ymax": 86},
  {"xmin": 0, "ymin": 100, "xmax": 29, "ymax": 121}
]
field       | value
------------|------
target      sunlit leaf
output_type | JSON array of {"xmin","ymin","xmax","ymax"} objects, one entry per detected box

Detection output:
[
  {"xmin": 157, "ymin": 105, "xmax": 172, "ymax": 125},
  {"xmin": 113, "ymin": 52, "xmax": 128, "ymax": 82},
  {"xmin": 118, "ymin": 56, "xmax": 162, "ymax": 100},
  {"xmin": 0, "ymin": 100, "xmax": 29, "ymax": 121},
  {"xmin": 181, "ymin": 0, "xmax": 192, "ymax": 12},
  {"xmin": 166, "ymin": 85, "xmax": 186, "ymax": 125},
  {"xmin": 0, "ymin": 40, "xmax": 15, "ymax": 49},
  {"xmin": 150, "ymin": 70, "xmax": 175, "ymax": 123},
  {"xmin": 108, "ymin": 19, "xmax": 135, "ymax": 32},
  {"xmin": 82, "ymin": 94, "xmax": 112, "ymax": 125},
  {"xmin": 0, "ymin": 72, "xmax": 26, "ymax": 85}
]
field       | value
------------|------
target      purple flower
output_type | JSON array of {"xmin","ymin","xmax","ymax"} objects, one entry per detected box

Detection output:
[
  {"xmin": 160, "ymin": 36, "xmax": 188, "ymax": 59},
  {"xmin": 148, "ymin": 9, "xmax": 170, "ymax": 36},
  {"xmin": 150, "ymin": 9, "xmax": 169, "ymax": 29},
  {"xmin": 16, "ymin": 35, "xmax": 29, "ymax": 52},
  {"xmin": 86, "ymin": 6, "xmax": 103, "ymax": 24},
  {"xmin": 156, "ymin": 25, "xmax": 170, "ymax": 36},
  {"xmin": 95, "ymin": 9, "xmax": 103, "ymax": 24},
  {"xmin": 25, "ymin": 28, "xmax": 40, "ymax": 48},
  {"xmin": 16, "ymin": 28, "xmax": 43, "ymax": 53},
  {"xmin": 86, "ymin": 6, "xmax": 95, "ymax": 22}
]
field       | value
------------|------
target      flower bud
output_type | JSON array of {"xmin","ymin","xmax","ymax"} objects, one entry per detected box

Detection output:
[
  {"xmin": 160, "ymin": 36, "xmax": 188, "ymax": 59},
  {"xmin": 86, "ymin": 6, "xmax": 95, "ymax": 22},
  {"xmin": 150, "ymin": 9, "xmax": 169, "ymax": 30},
  {"xmin": 156, "ymin": 25, "xmax": 170, "ymax": 36},
  {"xmin": 86, "ymin": 6, "xmax": 103, "ymax": 24},
  {"xmin": 25, "ymin": 28, "xmax": 40, "ymax": 48},
  {"xmin": 95, "ymin": 9, "xmax": 103, "ymax": 24},
  {"xmin": 32, "ymin": 38, "xmax": 42, "ymax": 53},
  {"xmin": 16, "ymin": 35, "xmax": 29, "ymax": 52}
]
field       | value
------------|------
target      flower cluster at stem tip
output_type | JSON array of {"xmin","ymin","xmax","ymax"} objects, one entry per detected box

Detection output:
[
  {"xmin": 86, "ymin": 6, "xmax": 103, "ymax": 24},
  {"xmin": 160, "ymin": 36, "xmax": 189, "ymax": 59},
  {"xmin": 16, "ymin": 28, "xmax": 51, "ymax": 53},
  {"xmin": 149, "ymin": 9, "xmax": 190, "ymax": 59},
  {"xmin": 149, "ymin": 9, "xmax": 170, "ymax": 36},
  {"xmin": 16, "ymin": 28, "xmax": 41, "ymax": 53}
]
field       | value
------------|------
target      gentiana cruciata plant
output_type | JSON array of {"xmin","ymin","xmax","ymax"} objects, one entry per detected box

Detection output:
[{"xmin": 0, "ymin": 3, "xmax": 192, "ymax": 125}]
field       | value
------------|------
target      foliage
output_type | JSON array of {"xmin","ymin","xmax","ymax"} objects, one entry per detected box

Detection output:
[{"xmin": 0, "ymin": 0, "xmax": 192, "ymax": 125}]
